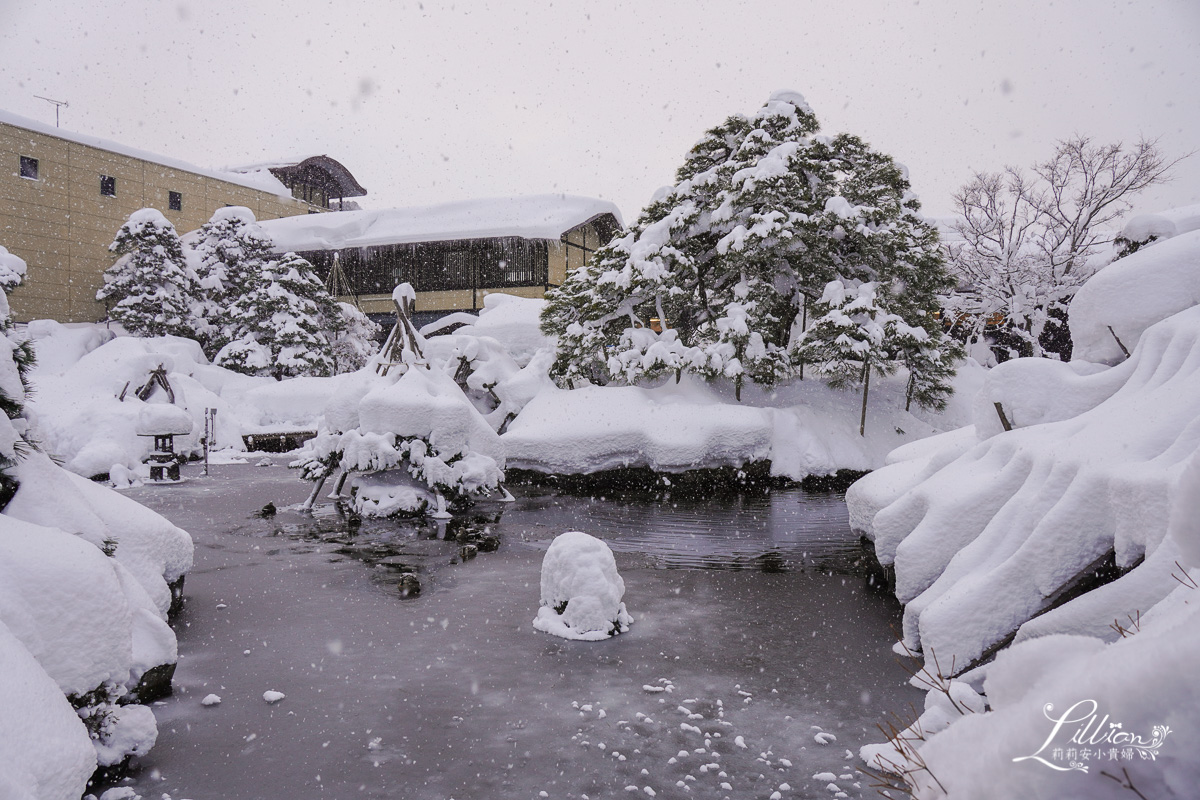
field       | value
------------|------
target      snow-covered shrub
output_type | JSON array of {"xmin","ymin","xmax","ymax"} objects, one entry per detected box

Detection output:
[
  {"xmin": 97, "ymin": 209, "xmax": 198, "ymax": 339},
  {"xmin": 533, "ymin": 531, "xmax": 633, "ymax": 641},
  {"xmin": 542, "ymin": 90, "xmax": 958, "ymax": 406},
  {"xmin": 0, "ymin": 619, "xmax": 97, "ymax": 800},
  {"xmin": 330, "ymin": 301, "xmax": 382, "ymax": 373},
  {"xmin": 863, "ymin": 453, "xmax": 1200, "ymax": 799},
  {"xmin": 293, "ymin": 364, "xmax": 506, "ymax": 518}
]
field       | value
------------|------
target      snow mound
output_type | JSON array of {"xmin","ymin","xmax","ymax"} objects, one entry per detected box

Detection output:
[
  {"xmin": 0, "ymin": 619, "xmax": 96, "ymax": 800},
  {"xmin": 1070, "ymin": 229, "xmax": 1200, "ymax": 365},
  {"xmin": 502, "ymin": 367, "xmax": 980, "ymax": 480},
  {"xmin": 533, "ymin": 531, "xmax": 632, "ymax": 641},
  {"xmin": 5, "ymin": 450, "xmax": 193, "ymax": 617},
  {"xmin": 880, "ymin": 461, "xmax": 1200, "ymax": 799},
  {"xmin": 849, "ymin": 228, "xmax": 1200, "ymax": 672},
  {"xmin": 452, "ymin": 293, "xmax": 553, "ymax": 366}
]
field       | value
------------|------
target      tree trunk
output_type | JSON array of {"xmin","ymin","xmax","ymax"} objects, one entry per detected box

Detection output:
[
  {"xmin": 905, "ymin": 372, "xmax": 914, "ymax": 412},
  {"xmin": 859, "ymin": 359, "xmax": 871, "ymax": 438},
  {"xmin": 799, "ymin": 295, "xmax": 807, "ymax": 381}
]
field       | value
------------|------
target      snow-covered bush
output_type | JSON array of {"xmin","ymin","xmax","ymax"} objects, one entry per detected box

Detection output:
[
  {"xmin": 533, "ymin": 531, "xmax": 633, "ymax": 641},
  {"xmin": 850, "ymin": 229, "xmax": 1200, "ymax": 671},
  {"xmin": 542, "ymin": 90, "xmax": 958, "ymax": 406},
  {"xmin": 0, "ymin": 244, "xmax": 186, "ymax": 787},
  {"xmin": 330, "ymin": 301, "xmax": 382, "ymax": 373},
  {"xmin": 214, "ymin": 251, "xmax": 339, "ymax": 378},
  {"xmin": 0, "ymin": 618, "xmax": 97, "ymax": 800},
  {"xmin": 97, "ymin": 209, "xmax": 198, "ymax": 339},
  {"xmin": 293, "ymin": 295, "xmax": 507, "ymax": 517}
]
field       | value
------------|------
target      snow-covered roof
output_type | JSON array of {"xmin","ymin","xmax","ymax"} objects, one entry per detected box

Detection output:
[
  {"xmin": 257, "ymin": 194, "xmax": 625, "ymax": 252},
  {"xmin": 227, "ymin": 155, "xmax": 367, "ymax": 199},
  {"xmin": 0, "ymin": 109, "xmax": 292, "ymax": 197}
]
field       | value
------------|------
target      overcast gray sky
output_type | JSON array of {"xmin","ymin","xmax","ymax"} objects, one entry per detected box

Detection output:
[{"xmin": 3, "ymin": 0, "xmax": 1198, "ymax": 222}]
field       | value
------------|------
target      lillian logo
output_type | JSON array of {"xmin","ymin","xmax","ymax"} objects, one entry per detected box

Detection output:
[{"xmin": 1013, "ymin": 699, "xmax": 1172, "ymax": 773}]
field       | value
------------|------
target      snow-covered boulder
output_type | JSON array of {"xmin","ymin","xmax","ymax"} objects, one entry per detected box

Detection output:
[
  {"xmin": 0, "ymin": 619, "xmax": 96, "ymax": 800},
  {"xmin": 533, "ymin": 531, "xmax": 633, "ymax": 641}
]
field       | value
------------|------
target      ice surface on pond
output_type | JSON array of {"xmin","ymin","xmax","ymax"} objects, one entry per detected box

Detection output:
[
  {"xmin": 533, "ymin": 531, "xmax": 633, "ymax": 640},
  {"xmin": 110, "ymin": 463, "xmax": 909, "ymax": 800}
]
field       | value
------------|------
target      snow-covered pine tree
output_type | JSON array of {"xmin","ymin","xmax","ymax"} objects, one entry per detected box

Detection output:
[
  {"xmin": 214, "ymin": 251, "xmax": 338, "ymax": 379},
  {"xmin": 329, "ymin": 302, "xmax": 382, "ymax": 373},
  {"xmin": 0, "ymin": 245, "xmax": 35, "ymax": 506},
  {"xmin": 542, "ymin": 90, "xmax": 958, "ymax": 404},
  {"xmin": 97, "ymin": 209, "xmax": 198, "ymax": 338},
  {"xmin": 190, "ymin": 206, "xmax": 277, "ymax": 356}
]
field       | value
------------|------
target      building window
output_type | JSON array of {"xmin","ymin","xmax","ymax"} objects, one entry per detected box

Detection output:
[
  {"xmin": 168, "ymin": 191, "xmax": 182, "ymax": 211},
  {"xmin": 100, "ymin": 175, "xmax": 116, "ymax": 197},
  {"xmin": 19, "ymin": 156, "xmax": 38, "ymax": 180}
]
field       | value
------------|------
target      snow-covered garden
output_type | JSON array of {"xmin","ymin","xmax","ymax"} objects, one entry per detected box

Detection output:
[{"xmin": 1, "ymin": 81, "xmax": 1198, "ymax": 800}]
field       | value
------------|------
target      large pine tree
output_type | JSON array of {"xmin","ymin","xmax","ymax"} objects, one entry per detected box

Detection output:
[
  {"xmin": 97, "ymin": 209, "xmax": 198, "ymax": 339},
  {"xmin": 542, "ymin": 91, "xmax": 959, "ymax": 405}
]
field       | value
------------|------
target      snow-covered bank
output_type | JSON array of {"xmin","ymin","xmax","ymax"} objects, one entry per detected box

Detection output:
[
  {"xmin": 504, "ymin": 367, "xmax": 983, "ymax": 481},
  {"xmin": 0, "ymin": 248, "xmax": 194, "ymax": 798},
  {"xmin": 850, "ymin": 227, "xmax": 1200, "ymax": 795}
]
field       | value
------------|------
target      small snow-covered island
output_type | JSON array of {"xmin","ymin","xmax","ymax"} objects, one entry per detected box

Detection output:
[{"xmin": 2, "ymin": 21, "xmax": 1199, "ymax": 797}]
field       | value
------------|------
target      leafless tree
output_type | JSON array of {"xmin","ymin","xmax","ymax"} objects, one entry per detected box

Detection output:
[{"xmin": 945, "ymin": 136, "xmax": 1186, "ymax": 360}]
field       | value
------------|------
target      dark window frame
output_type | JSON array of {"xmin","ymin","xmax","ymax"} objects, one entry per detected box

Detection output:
[
  {"xmin": 100, "ymin": 174, "xmax": 116, "ymax": 197},
  {"xmin": 19, "ymin": 155, "xmax": 38, "ymax": 180},
  {"xmin": 168, "ymin": 190, "xmax": 182, "ymax": 211}
]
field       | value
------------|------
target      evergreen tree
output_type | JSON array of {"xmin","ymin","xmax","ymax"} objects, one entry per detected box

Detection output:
[
  {"xmin": 214, "ymin": 252, "xmax": 338, "ymax": 379},
  {"xmin": 329, "ymin": 302, "xmax": 382, "ymax": 373},
  {"xmin": 542, "ymin": 91, "xmax": 958, "ymax": 405},
  {"xmin": 191, "ymin": 206, "xmax": 277, "ymax": 355},
  {"xmin": 97, "ymin": 209, "xmax": 198, "ymax": 338},
  {"xmin": 0, "ymin": 245, "xmax": 35, "ymax": 507}
]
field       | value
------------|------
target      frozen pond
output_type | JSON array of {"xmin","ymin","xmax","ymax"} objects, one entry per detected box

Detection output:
[{"xmin": 112, "ymin": 460, "xmax": 920, "ymax": 800}]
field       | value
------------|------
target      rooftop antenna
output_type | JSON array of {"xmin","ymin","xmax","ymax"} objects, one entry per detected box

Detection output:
[{"xmin": 34, "ymin": 96, "xmax": 68, "ymax": 127}]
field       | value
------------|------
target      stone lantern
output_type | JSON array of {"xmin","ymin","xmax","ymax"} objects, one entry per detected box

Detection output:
[{"xmin": 136, "ymin": 405, "xmax": 194, "ymax": 481}]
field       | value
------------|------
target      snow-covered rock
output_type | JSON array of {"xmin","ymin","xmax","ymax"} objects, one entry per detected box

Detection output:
[{"xmin": 533, "ymin": 531, "xmax": 633, "ymax": 641}]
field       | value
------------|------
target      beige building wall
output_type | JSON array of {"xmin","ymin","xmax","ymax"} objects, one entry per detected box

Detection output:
[{"xmin": 1, "ymin": 119, "xmax": 322, "ymax": 323}]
